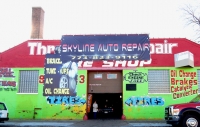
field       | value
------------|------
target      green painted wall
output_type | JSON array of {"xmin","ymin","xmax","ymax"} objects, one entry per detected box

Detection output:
[
  {"xmin": 0, "ymin": 68, "xmax": 87, "ymax": 120},
  {"xmin": 123, "ymin": 67, "xmax": 199, "ymax": 120},
  {"xmin": 0, "ymin": 67, "xmax": 199, "ymax": 120}
]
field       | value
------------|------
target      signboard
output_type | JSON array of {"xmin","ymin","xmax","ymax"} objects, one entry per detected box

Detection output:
[
  {"xmin": 43, "ymin": 34, "xmax": 150, "ymax": 96},
  {"xmin": 123, "ymin": 70, "xmax": 148, "ymax": 83},
  {"xmin": 60, "ymin": 34, "xmax": 150, "ymax": 61},
  {"xmin": 43, "ymin": 54, "xmax": 78, "ymax": 96},
  {"xmin": 174, "ymin": 51, "xmax": 194, "ymax": 67}
]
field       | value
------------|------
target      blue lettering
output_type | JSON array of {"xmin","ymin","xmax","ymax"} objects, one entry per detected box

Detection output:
[
  {"xmin": 62, "ymin": 96, "xmax": 69, "ymax": 104},
  {"xmin": 55, "ymin": 96, "xmax": 62, "ymax": 104},
  {"xmin": 125, "ymin": 97, "xmax": 132, "ymax": 106},
  {"xmin": 46, "ymin": 96, "xmax": 86, "ymax": 105},
  {"xmin": 69, "ymin": 96, "xmax": 75, "ymax": 105},
  {"xmin": 132, "ymin": 97, "xmax": 137, "ymax": 105},
  {"xmin": 47, "ymin": 96, "xmax": 55, "ymax": 104},
  {"xmin": 151, "ymin": 97, "xmax": 157, "ymax": 105},
  {"xmin": 144, "ymin": 97, "xmax": 151, "ymax": 105},
  {"xmin": 80, "ymin": 98, "xmax": 86, "ymax": 104},
  {"xmin": 73, "ymin": 96, "xmax": 80, "ymax": 105},
  {"xmin": 137, "ymin": 97, "xmax": 143, "ymax": 105},
  {"xmin": 125, "ymin": 96, "xmax": 165, "ymax": 106},
  {"xmin": 157, "ymin": 97, "xmax": 164, "ymax": 105}
]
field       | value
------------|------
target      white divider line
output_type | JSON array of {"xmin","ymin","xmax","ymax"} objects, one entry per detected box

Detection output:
[
  {"xmin": 19, "ymin": 122, "xmax": 73, "ymax": 127},
  {"xmin": 129, "ymin": 123, "xmax": 172, "ymax": 127}
]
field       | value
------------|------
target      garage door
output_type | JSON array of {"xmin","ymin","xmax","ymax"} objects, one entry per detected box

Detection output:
[{"xmin": 88, "ymin": 71, "xmax": 122, "ymax": 93}]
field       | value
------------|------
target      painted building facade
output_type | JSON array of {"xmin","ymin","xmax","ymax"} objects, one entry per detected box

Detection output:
[{"xmin": 0, "ymin": 38, "xmax": 200, "ymax": 120}]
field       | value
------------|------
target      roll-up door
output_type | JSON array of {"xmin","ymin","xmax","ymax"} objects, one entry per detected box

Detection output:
[{"xmin": 88, "ymin": 71, "xmax": 122, "ymax": 93}]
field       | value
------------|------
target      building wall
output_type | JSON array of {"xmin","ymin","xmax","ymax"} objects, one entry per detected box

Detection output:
[
  {"xmin": 0, "ymin": 38, "xmax": 200, "ymax": 120},
  {"xmin": 0, "ymin": 68, "xmax": 87, "ymax": 119},
  {"xmin": 1, "ymin": 38, "xmax": 200, "ymax": 68},
  {"xmin": 0, "ymin": 67, "xmax": 199, "ymax": 120},
  {"xmin": 123, "ymin": 67, "xmax": 199, "ymax": 119}
]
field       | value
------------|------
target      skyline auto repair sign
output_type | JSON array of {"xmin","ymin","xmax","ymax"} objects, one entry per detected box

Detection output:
[
  {"xmin": 27, "ymin": 39, "xmax": 178, "ymax": 68},
  {"xmin": 60, "ymin": 34, "xmax": 150, "ymax": 61}
]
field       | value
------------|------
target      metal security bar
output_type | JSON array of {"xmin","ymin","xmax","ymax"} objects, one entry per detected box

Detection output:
[
  {"xmin": 197, "ymin": 70, "xmax": 200, "ymax": 93},
  {"xmin": 18, "ymin": 70, "xmax": 39, "ymax": 93},
  {"xmin": 148, "ymin": 70, "xmax": 170, "ymax": 93}
]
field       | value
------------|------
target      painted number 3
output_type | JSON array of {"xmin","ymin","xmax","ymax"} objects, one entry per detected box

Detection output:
[{"xmin": 79, "ymin": 75, "xmax": 85, "ymax": 83}]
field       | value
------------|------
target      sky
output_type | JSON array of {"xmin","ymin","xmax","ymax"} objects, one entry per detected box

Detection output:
[{"xmin": 0, "ymin": 0, "xmax": 199, "ymax": 52}]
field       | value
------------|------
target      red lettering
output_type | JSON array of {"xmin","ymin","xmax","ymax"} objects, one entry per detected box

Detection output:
[
  {"xmin": 178, "ymin": 70, "xmax": 197, "ymax": 79},
  {"xmin": 173, "ymin": 93, "xmax": 176, "ymax": 99},
  {"xmin": 0, "ymin": 68, "xmax": 15, "ymax": 77},
  {"xmin": 170, "ymin": 70, "xmax": 177, "ymax": 77},
  {"xmin": 176, "ymin": 80, "xmax": 179, "ymax": 85},
  {"xmin": 170, "ymin": 78, "xmax": 176, "ymax": 85},
  {"xmin": 194, "ymin": 80, "xmax": 197, "ymax": 85},
  {"xmin": 175, "ymin": 86, "xmax": 179, "ymax": 92},
  {"xmin": 183, "ymin": 78, "xmax": 188, "ymax": 84},
  {"xmin": 79, "ymin": 75, "xmax": 85, "ymax": 83},
  {"xmin": 1, "ymin": 81, "xmax": 16, "ymax": 87},
  {"xmin": 189, "ymin": 80, "xmax": 193, "ymax": 85},
  {"xmin": 9, "ymin": 81, "xmax": 16, "ymax": 87},
  {"xmin": 180, "ymin": 86, "xmax": 183, "ymax": 91},
  {"xmin": 2, "ymin": 81, "xmax": 7, "ymax": 86},
  {"xmin": 39, "ymin": 75, "xmax": 45, "ymax": 83},
  {"xmin": 171, "ymin": 86, "xmax": 175, "ymax": 92},
  {"xmin": 179, "ymin": 70, "xmax": 183, "ymax": 77}
]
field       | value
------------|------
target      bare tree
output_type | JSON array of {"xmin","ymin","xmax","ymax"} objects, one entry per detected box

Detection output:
[{"xmin": 181, "ymin": 4, "xmax": 200, "ymax": 41}]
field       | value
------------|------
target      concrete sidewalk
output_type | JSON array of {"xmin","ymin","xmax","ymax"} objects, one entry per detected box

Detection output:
[{"xmin": 1, "ymin": 119, "xmax": 172, "ymax": 127}]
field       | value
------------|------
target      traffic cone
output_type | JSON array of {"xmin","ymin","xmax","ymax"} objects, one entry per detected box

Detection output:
[
  {"xmin": 83, "ymin": 113, "xmax": 88, "ymax": 120},
  {"xmin": 121, "ymin": 114, "xmax": 126, "ymax": 120}
]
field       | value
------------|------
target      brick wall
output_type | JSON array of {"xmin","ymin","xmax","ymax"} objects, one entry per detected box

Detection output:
[{"xmin": 31, "ymin": 7, "xmax": 44, "ymax": 39}]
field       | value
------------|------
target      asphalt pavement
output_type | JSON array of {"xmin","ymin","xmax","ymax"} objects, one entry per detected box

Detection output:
[{"xmin": 0, "ymin": 119, "xmax": 172, "ymax": 127}]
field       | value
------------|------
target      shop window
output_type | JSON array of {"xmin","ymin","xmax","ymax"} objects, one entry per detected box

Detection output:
[
  {"xmin": 18, "ymin": 70, "xmax": 39, "ymax": 93},
  {"xmin": 107, "ymin": 74, "xmax": 117, "ymax": 79},
  {"xmin": 197, "ymin": 70, "xmax": 200, "ymax": 93},
  {"xmin": 126, "ymin": 84, "xmax": 136, "ymax": 91},
  {"xmin": 148, "ymin": 70, "xmax": 170, "ymax": 93}
]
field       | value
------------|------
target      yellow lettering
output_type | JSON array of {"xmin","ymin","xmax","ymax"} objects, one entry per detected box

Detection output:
[
  {"xmin": 47, "ymin": 58, "xmax": 62, "ymax": 64},
  {"xmin": 46, "ymin": 68, "xmax": 56, "ymax": 74},
  {"xmin": 45, "ymin": 78, "xmax": 53, "ymax": 84},
  {"xmin": 53, "ymin": 88, "xmax": 69, "ymax": 95},
  {"xmin": 45, "ymin": 88, "xmax": 52, "ymax": 94},
  {"xmin": 60, "ymin": 68, "xmax": 69, "ymax": 75}
]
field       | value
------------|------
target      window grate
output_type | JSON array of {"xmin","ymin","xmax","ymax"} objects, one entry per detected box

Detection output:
[
  {"xmin": 197, "ymin": 70, "xmax": 200, "ymax": 93},
  {"xmin": 18, "ymin": 70, "xmax": 39, "ymax": 93},
  {"xmin": 148, "ymin": 70, "xmax": 170, "ymax": 93}
]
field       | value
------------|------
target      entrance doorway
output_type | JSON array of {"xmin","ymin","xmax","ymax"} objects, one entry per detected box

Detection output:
[
  {"xmin": 88, "ymin": 93, "xmax": 122, "ymax": 119},
  {"xmin": 87, "ymin": 71, "xmax": 123, "ymax": 119}
]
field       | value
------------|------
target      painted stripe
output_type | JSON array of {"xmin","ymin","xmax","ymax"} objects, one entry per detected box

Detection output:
[
  {"xmin": 129, "ymin": 123, "xmax": 172, "ymax": 127},
  {"xmin": 2, "ymin": 122, "xmax": 74, "ymax": 127},
  {"xmin": 20, "ymin": 122, "xmax": 74, "ymax": 126}
]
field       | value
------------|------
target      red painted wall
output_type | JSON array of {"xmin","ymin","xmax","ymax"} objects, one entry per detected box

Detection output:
[{"xmin": 0, "ymin": 38, "xmax": 200, "ymax": 67}]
